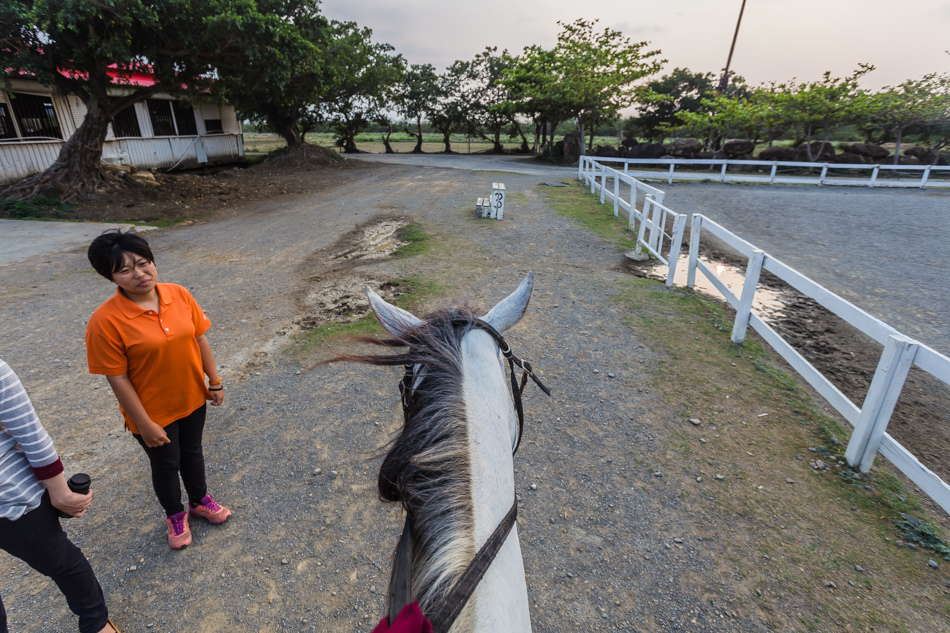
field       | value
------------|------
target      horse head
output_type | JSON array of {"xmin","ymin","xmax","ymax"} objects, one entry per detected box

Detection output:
[{"xmin": 358, "ymin": 273, "xmax": 539, "ymax": 633}]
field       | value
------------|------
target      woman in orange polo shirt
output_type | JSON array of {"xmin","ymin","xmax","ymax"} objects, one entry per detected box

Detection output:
[{"xmin": 85, "ymin": 230, "xmax": 230, "ymax": 550}]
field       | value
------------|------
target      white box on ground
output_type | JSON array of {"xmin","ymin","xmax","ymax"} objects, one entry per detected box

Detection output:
[{"xmin": 491, "ymin": 183, "xmax": 506, "ymax": 220}]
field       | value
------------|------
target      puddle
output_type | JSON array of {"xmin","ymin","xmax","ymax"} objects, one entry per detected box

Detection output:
[
  {"xmin": 332, "ymin": 219, "xmax": 409, "ymax": 262},
  {"xmin": 638, "ymin": 256, "xmax": 790, "ymax": 324}
]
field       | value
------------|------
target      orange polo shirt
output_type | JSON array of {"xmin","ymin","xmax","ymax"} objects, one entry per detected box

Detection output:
[{"xmin": 86, "ymin": 283, "xmax": 211, "ymax": 433}]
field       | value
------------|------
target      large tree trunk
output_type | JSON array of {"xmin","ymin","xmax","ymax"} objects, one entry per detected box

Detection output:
[
  {"xmin": 577, "ymin": 121, "xmax": 586, "ymax": 157},
  {"xmin": 2, "ymin": 99, "xmax": 114, "ymax": 201},
  {"xmin": 441, "ymin": 130, "xmax": 452, "ymax": 153},
  {"xmin": 492, "ymin": 129, "xmax": 504, "ymax": 154},
  {"xmin": 414, "ymin": 116, "xmax": 424, "ymax": 153}
]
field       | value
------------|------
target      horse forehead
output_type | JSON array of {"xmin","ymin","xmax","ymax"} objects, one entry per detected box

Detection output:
[{"xmin": 460, "ymin": 327, "xmax": 503, "ymax": 364}]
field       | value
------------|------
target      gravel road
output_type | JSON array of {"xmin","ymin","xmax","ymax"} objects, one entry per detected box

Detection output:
[
  {"xmin": 1, "ymin": 159, "xmax": 945, "ymax": 632},
  {"xmin": 0, "ymin": 162, "xmax": 777, "ymax": 633}
]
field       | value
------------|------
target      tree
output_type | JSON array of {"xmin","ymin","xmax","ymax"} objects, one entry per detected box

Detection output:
[
  {"xmin": 501, "ymin": 45, "xmax": 565, "ymax": 154},
  {"xmin": 626, "ymin": 68, "xmax": 720, "ymax": 142},
  {"xmin": 865, "ymin": 74, "xmax": 950, "ymax": 163},
  {"xmin": 1, "ymin": 0, "xmax": 264, "ymax": 200},
  {"xmin": 218, "ymin": 0, "xmax": 332, "ymax": 148},
  {"xmin": 552, "ymin": 18, "xmax": 663, "ymax": 155},
  {"xmin": 396, "ymin": 64, "xmax": 439, "ymax": 153},
  {"xmin": 321, "ymin": 22, "xmax": 403, "ymax": 154},
  {"xmin": 467, "ymin": 47, "xmax": 522, "ymax": 154},
  {"xmin": 427, "ymin": 61, "xmax": 474, "ymax": 154},
  {"xmin": 774, "ymin": 66, "xmax": 874, "ymax": 161}
]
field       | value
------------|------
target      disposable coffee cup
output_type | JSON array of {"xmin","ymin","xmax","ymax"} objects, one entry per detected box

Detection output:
[{"xmin": 58, "ymin": 473, "xmax": 91, "ymax": 518}]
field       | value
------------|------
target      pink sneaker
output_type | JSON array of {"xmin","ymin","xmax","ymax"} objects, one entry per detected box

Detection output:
[
  {"xmin": 165, "ymin": 511, "xmax": 191, "ymax": 549},
  {"xmin": 188, "ymin": 494, "xmax": 231, "ymax": 524}
]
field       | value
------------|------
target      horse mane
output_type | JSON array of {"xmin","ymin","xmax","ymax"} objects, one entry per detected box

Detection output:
[{"xmin": 329, "ymin": 305, "xmax": 484, "ymax": 616}]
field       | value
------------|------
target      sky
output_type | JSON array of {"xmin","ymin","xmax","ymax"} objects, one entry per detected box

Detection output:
[{"xmin": 320, "ymin": 0, "xmax": 950, "ymax": 92}]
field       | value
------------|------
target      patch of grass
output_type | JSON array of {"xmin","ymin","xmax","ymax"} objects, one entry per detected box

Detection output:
[
  {"xmin": 285, "ymin": 275, "xmax": 445, "ymax": 361},
  {"xmin": 394, "ymin": 222, "xmax": 431, "ymax": 258},
  {"xmin": 538, "ymin": 180, "xmax": 637, "ymax": 252},
  {"xmin": 1, "ymin": 194, "xmax": 75, "ymax": 219}
]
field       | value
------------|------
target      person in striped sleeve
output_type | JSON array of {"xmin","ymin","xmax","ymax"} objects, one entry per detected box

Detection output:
[{"xmin": 0, "ymin": 359, "xmax": 118, "ymax": 633}]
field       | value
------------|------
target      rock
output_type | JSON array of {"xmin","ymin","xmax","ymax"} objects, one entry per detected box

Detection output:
[
  {"xmin": 281, "ymin": 559, "xmax": 289, "ymax": 565},
  {"xmin": 814, "ymin": 460, "xmax": 827, "ymax": 470},
  {"xmin": 714, "ymin": 474, "xmax": 724, "ymax": 480},
  {"xmin": 833, "ymin": 152, "xmax": 866, "ymax": 164},
  {"xmin": 530, "ymin": 483, "xmax": 537, "ymax": 490},
  {"xmin": 848, "ymin": 143, "xmax": 890, "ymax": 160},
  {"xmin": 654, "ymin": 471, "xmax": 662, "ymax": 477},
  {"xmin": 928, "ymin": 559, "xmax": 939, "ymax": 569},
  {"xmin": 550, "ymin": 517, "xmax": 556, "ymax": 523},
  {"xmin": 595, "ymin": 145, "xmax": 619, "ymax": 158},
  {"xmin": 758, "ymin": 146, "xmax": 799, "ymax": 161},
  {"xmin": 823, "ymin": 580, "xmax": 837, "ymax": 588},
  {"xmin": 562, "ymin": 132, "xmax": 582, "ymax": 163},
  {"xmin": 830, "ymin": 437, "xmax": 839, "ymax": 445},
  {"xmin": 665, "ymin": 138, "xmax": 703, "ymax": 158},
  {"xmin": 621, "ymin": 137, "xmax": 639, "ymax": 148},
  {"xmin": 673, "ymin": 537, "xmax": 683, "ymax": 544},
  {"xmin": 689, "ymin": 418, "xmax": 701, "ymax": 426},
  {"xmin": 312, "ymin": 468, "xmax": 322, "ymax": 476},
  {"xmin": 722, "ymin": 139, "xmax": 756, "ymax": 158},
  {"xmin": 627, "ymin": 142, "xmax": 667, "ymax": 159},
  {"xmin": 607, "ymin": 372, "xmax": 615, "ymax": 378},
  {"xmin": 329, "ymin": 470, "xmax": 338, "ymax": 479},
  {"xmin": 624, "ymin": 249, "xmax": 650, "ymax": 262},
  {"xmin": 370, "ymin": 585, "xmax": 377, "ymax": 593},
  {"xmin": 854, "ymin": 565, "xmax": 865, "ymax": 573},
  {"xmin": 899, "ymin": 155, "xmax": 922, "ymax": 165},
  {"xmin": 786, "ymin": 478, "xmax": 795, "ymax": 484},
  {"xmin": 593, "ymin": 369, "xmax": 600, "ymax": 374},
  {"xmin": 907, "ymin": 543, "xmax": 917, "ymax": 550}
]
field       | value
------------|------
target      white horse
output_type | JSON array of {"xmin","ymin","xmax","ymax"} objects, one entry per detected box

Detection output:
[{"xmin": 340, "ymin": 274, "xmax": 544, "ymax": 633}]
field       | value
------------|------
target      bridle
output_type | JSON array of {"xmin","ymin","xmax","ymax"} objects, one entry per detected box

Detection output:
[{"xmin": 388, "ymin": 318, "xmax": 551, "ymax": 632}]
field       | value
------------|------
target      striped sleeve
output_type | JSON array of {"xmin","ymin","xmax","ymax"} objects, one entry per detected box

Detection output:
[{"xmin": 0, "ymin": 360, "xmax": 62, "ymax": 479}]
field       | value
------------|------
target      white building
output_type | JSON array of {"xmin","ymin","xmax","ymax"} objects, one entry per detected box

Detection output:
[{"xmin": 1, "ymin": 69, "xmax": 244, "ymax": 185}]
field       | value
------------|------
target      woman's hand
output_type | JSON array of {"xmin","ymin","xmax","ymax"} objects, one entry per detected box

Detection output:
[
  {"xmin": 43, "ymin": 474, "xmax": 93, "ymax": 518},
  {"xmin": 209, "ymin": 387, "xmax": 224, "ymax": 406},
  {"xmin": 139, "ymin": 421, "xmax": 170, "ymax": 447}
]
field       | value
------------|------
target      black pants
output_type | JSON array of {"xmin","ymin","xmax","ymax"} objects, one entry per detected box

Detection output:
[
  {"xmin": 0, "ymin": 492, "xmax": 109, "ymax": 633},
  {"xmin": 133, "ymin": 404, "xmax": 208, "ymax": 516}
]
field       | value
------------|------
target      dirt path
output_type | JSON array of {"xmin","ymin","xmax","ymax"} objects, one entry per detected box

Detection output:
[{"xmin": 0, "ymin": 161, "xmax": 945, "ymax": 632}]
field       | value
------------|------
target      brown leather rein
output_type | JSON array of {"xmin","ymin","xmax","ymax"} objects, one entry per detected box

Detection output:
[{"xmin": 387, "ymin": 318, "xmax": 550, "ymax": 632}]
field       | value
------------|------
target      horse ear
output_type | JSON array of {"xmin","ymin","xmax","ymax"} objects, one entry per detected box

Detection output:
[
  {"xmin": 482, "ymin": 272, "xmax": 534, "ymax": 333},
  {"xmin": 366, "ymin": 286, "xmax": 424, "ymax": 338}
]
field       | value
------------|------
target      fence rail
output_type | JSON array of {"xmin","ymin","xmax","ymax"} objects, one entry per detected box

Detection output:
[
  {"xmin": 583, "ymin": 156, "xmax": 950, "ymax": 189},
  {"xmin": 579, "ymin": 156, "xmax": 950, "ymax": 514}
]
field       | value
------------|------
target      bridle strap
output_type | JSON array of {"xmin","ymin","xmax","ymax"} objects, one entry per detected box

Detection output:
[
  {"xmin": 388, "ymin": 514, "xmax": 415, "ymax": 625},
  {"xmin": 426, "ymin": 499, "xmax": 518, "ymax": 633}
]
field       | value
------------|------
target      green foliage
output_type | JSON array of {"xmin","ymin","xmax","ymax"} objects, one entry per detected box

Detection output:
[
  {"xmin": 0, "ymin": 194, "xmax": 73, "ymax": 218},
  {"xmin": 625, "ymin": 68, "xmax": 728, "ymax": 142},
  {"xmin": 394, "ymin": 222, "xmax": 431, "ymax": 258},
  {"xmin": 895, "ymin": 514, "xmax": 950, "ymax": 560}
]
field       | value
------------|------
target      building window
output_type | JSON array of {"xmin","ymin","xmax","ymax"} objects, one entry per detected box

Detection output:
[
  {"xmin": 172, "ymin": 102, "xmax": 197, "ymax": 136},
  {"xmin": 0, "ymin": 103, "xmax": 16, "ymax": 139},
  {"xmin": 111, "ymin": 104, "xmax": 142, "ymax": 137},
  {"xmin": 146, "ymin": 99, "xmax": 176, "ymax": 136},
  {"xmin": 204, "ymin": 119, "xmax": 223, "ymax": 134},
  {"xmin": 9, "ymin": 93, "xmax": 62, "ymax": 139}
]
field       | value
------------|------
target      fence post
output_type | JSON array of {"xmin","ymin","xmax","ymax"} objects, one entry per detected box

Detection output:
[
  {"xmin": 668, "ymin": 162, "xmax": 675, "ymax": 185},
  {"xmin": 590, "ymin": 162, "xmax": 597, "ymax": 194},
  {"xmin": 665, "ymin": 214, "xmax": 686, "ymax": 288},
  {"xmin": 687, "ymin": 214, "xmax": 702, "ymax": 289},
  {"xmin": 921, "ymin": 165, "xmax": 932, "ymax": 188},
  {"xmin": 869, "ymin": 165, "xmax": 880, "ymax": 188},
  {"xmin": 844, "ymin": 334, "xmax": 919, "ymax": 473},
  {"xmin": 600, "ymin": 167, "xmax": 608, "ymax": 204},
  {"xmin": 769, "ymin": 162, "xmax": 777, "ymax": 185},
  {"xmin": 612, "ymin": 173, "xmax": 620, "ymax": 216},
  {"xmin": 730, "ymin": 249, "xmax": 765, "ymax": 344},
  {"xmin": 720, "ymin": 162, "xmax": 727, "ymax": 183},
  {"xmin": 637, "ymin": 195, "xmax": 652, "ymax": 247},
  {"xmin": 649, "ymin": 198, "xmax": 662, "ymax": 253},
  {"xmin": 578, "ymin": 156, "xmax": 584, "ymax": 181},
  {"xmin": 819, "ymin": 164, "xmax": 829, "ymax": 186},
  {"xmin": 624, "ymin": 162, "xmax": 629, "ymax": 174}
]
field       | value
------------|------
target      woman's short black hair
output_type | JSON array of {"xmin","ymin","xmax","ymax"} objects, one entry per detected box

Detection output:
[{"xmin": 87, "ymin": 230, "xmax": 155, "ymax": 281}]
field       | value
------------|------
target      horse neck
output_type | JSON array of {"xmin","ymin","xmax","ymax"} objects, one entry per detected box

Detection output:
[{"xmin": 458, "ymin": 329, "xmax": 531, "ymax": 633}]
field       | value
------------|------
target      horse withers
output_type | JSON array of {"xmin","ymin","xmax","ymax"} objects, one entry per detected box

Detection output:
[{"xmin": 336, "ymin": 274, "xmax": 547, "ymax": 633}]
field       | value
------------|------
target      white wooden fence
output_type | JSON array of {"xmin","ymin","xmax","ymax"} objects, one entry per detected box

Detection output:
[
  {"xmin": 579, "ymin": 156, "xmax": 685, "ymax": 288},
  {"xmin": 579, "ymin": 157, "xmax": 950, "ymax": 515},
  {"xmin": 580, "ymin": 155, "xmax": 950, "ymax": 189}
]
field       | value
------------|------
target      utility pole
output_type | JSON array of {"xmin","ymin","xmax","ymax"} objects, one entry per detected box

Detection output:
[{"xmin": 718, "ymin": 0, "xmax": 747, "ymax": 93}]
